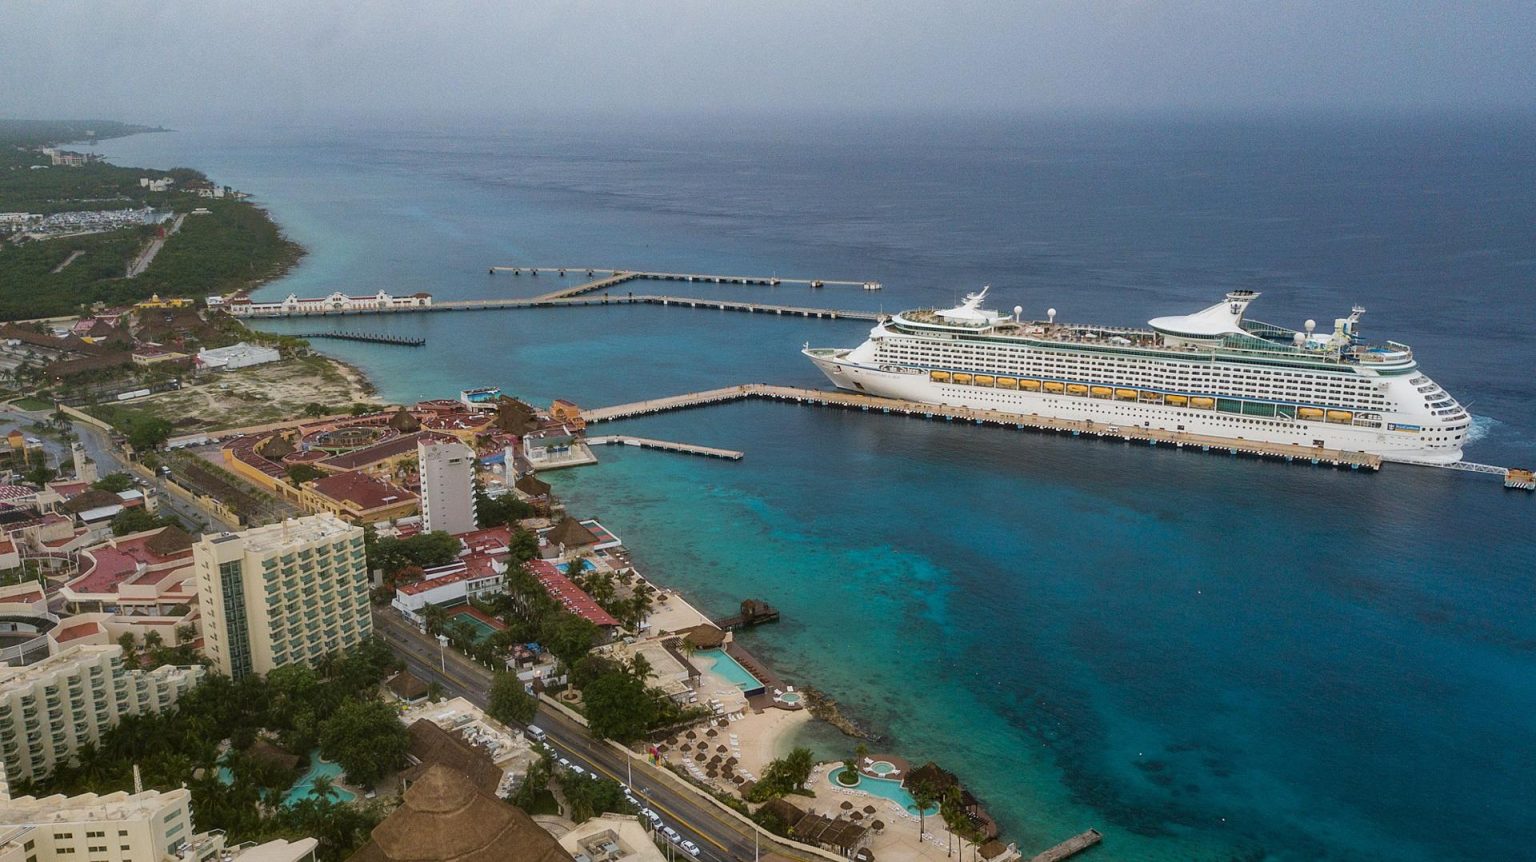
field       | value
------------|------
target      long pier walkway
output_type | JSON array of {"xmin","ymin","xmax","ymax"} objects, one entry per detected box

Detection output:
[
  {"xmin": 487, "ymin": 266, "xmax": 874, "ymax": 301},
  {"xmin": 246, "ymin": 292, "xmax": 878, "ymax": 322},
  {"xmin": 586, "ymin": 434, "xmax": 744, "ymax": 461},
  {"xmin": 581, "ymin": 384, "xmax": 1385, "ymax": 470},
  {"xmin": 292, "ymin": 330, "xmax": 426, "ymax": 346}
]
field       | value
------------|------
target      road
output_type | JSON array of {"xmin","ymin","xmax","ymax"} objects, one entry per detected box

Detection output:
[
  {"xmin": 67, "ymin": 418, "xmax": 228, "ymax": 531},
  {"xmin": 372, "ymin": 610, "xmax": 816, "ymax": 862}
]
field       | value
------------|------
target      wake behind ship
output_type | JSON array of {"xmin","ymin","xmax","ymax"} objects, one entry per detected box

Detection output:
[{"xmin": 805, "ymin": 288, "xmax": 1468, "ymax": 463}]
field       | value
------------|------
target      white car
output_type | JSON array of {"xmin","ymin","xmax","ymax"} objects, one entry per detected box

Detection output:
[
  {"xmin": 639, "ymin": 808, "xmax": 661, "ymax": 827},
  {"xmin": 680, "ymin": 840, "xmax": 700, "ymax": 857},
  {"xmin": 661, "ymin": 827, "xmax": 681, "ymax": 844},
  {"xmin": 557, "ymin": 757, "xmax": 571, "ymax": 769},
  {"xmin": 568, "ymin": 765, "xmax": 586, "ymax": 777}
]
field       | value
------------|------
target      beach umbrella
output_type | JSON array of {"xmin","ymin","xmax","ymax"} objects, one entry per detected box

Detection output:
[
  {"xmin": 855, "ymin": 850, "xmax": 875, "ymax": 862},
  {"xmin": 725, "ymin": 757, "xmax": 738, "ymax": 766},
  {"xmin": 871, "ymin": 821, "xmax": 885, "ymax": 834},
  {"xmin": 710, "ymin": 754, "xmax": 722, "ymax": 764},
  {"xmin": 717, "ymin": 744, "xmax": 729, "ymax": 753},
  {"xmin": 732, "ymin": 775, "xmax": 745, "ymax": 784},
  {"xmin": 695, "ymin": 752, "xmax": 706, "ymax": 761},
  {"xmin": 706, "ymin": 729, "xmax": 718, "ymax": 737},
  {"xmin": 685, "ymin": 731, "xmax": 697, "ymax": 739},
  {"xmin": 863, "ymin": 805, "xmax": 876, "ymax": 814},
  {"xmin": 840, "ymin": 801, "xmax": 854, "ymax": 811},
  {"xmin": 850, "ymin": 812, "xmax": 863, "ymax": 821}
]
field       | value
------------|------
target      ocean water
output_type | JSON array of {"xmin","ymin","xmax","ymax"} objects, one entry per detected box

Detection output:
[{"xmin": 99, "ymin": 114, "xmax": 1536, "ymax": 861}]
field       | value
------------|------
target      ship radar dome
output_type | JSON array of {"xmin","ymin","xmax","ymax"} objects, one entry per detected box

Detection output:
[
  {"xmin": 1013, "ymin": 305, "xmax": 1023, "ymax": 321},
  {"xmin": 1048, "ymin": 307, "xmax": 1057, "ymax": 323},
  {"xmin": 1305, "ymin": 319, "xmax": 1316, "ymax": 334}
]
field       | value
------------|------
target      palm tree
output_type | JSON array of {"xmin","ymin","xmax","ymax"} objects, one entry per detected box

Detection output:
[{"xmin": 310, "ymin": 774, "xmax": 336, "ymax": 802}]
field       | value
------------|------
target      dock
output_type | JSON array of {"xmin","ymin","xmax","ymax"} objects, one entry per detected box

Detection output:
[
  {"xmin": 486, "ymin": 266, "xmax": 875, "ymax": 301},
  {"xmin": 292, "ymin": 330, "xmax": 426, "ymax": 346},
  {"xmin": 586, "ymin": 434, "xmax": 744, "ymax": 461},
  {"xmin": 1028, "ymin": 829, "xmax": 1102, "ymax": 862},
  {"xmin": 241, "ymin": 291, "xmax": 876, "ymax": 322},
  {"xmin": 579, "ymin": 384, "xmax": 1385, "ymax": 471}
]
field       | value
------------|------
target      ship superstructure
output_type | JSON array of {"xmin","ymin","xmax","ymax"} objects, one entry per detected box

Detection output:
[{"xmin": 805, "ymin": 288, "xmax": 1469, "ymax": 463}]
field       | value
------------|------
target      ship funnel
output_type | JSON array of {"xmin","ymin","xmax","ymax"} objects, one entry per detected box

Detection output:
[{"xmin": 1224, "ymin": 290, "xmax": 1258, "ymax": 321}]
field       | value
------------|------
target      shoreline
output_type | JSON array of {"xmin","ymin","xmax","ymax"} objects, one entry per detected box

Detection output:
[{"xmin": 137, "ymin": 134, "xmax": 1011, "ymax": 854}]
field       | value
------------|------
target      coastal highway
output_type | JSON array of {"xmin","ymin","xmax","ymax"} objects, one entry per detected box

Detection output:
[{"xmin": 372, "ymin": 610, "xmax": 811, "ymax": 862}]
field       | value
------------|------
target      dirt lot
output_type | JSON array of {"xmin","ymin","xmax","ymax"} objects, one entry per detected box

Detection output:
[{"xmin": 89, "ymin": 355, "xmax": 381, "ymax": 433}]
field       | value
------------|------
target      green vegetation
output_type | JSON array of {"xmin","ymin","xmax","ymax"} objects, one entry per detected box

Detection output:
[
  {"xmin": 109, "ymin": 507, "xmax": 176, "ymax": 536},
  {"xmin": 91, "ymin": 471, "xmax": 135, "ymax": 492},
  {"xmin": 368, "ymin": 530, "xmax": 462, "ymax": 578},
  {"xmin": 318, "ymin": 699, "xmax": 411, "ymax": 787},
  {"xmin": 116, "ymin": 629, "xmax": 201, "ymax": 669},
  {"xmin": 0, "ymin": 121, "xmax": 302, "ymax": 320},
  {"xmin": 12, "ymin": 396, "xmax": 54, "ymax": 410},
  {"xmin": 474, "ymin": 484, "xmax": 533, "ymax": 529},
  {"xmin": 509, "ymin": 752, "xmax": 560, "ymax": 814},
  {"xmin": 286, "ymin": 463, "xmax": 325, "ymax": 485},
  {"xmin": 30, "ymin": 639, "xmax": 401, "ymax": 862},
  {"xmin": 486, "ymin": 672, "xmax": 539, "ymax": 726},
  {"xmin": 747, "ymin": 747, "xmax": 817, "ymax": 802},
  {"xmin": 555, "ymin": 766, "xmax": 635, "ymax": 823}
]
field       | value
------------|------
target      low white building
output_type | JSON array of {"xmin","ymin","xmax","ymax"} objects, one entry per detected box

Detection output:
[
  {"xmin": 390, "ymin": 557, "xmax": 506, "ymax": 618},
  {"xmin": 196, "ymin": 342, "xmax": 280, "ymax": 371},
  {"xmin": 225, "ymin": 291, "xmax": 433, "ymax": 318},
  {"xmin": 558, "ymin": 814, "xmax": 668, "ymax": 862}
]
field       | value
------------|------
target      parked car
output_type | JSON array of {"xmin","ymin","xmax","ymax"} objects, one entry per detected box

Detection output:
[
  {"xmin": 639, "ymin": 808, "xmax": 662, "ymax": 828},
  {"xmin": 661, "ymin": 827, "xmax": 681, "ymax": 844},
  {"xmin": 680, "ymin": 840, "xmax": 700, "ymax": 857}
]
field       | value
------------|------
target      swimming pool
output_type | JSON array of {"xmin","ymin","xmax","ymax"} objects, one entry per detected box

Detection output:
[
  {"xmin": 694, "ymin": 648, "xmax": 764, "ymax": 693},
  {"xmin": 283, "ymin": 756, "xmax": 357, "ymax": 806},
  {"xmin": 828, "ymin": 767, "xmax": 937, "ymax": 816},
  {"xmin": 447, "ymin": 608, "xmax": 504, "ymax": 642},
  {"xmin": 556, "ymin": 559, "xmax": 596, "ymax": 575},
  {"xmin": 868, "ymin": 760, "xmax": 897, "ymax": 776},
  {"xmin": 778, "ymin": 691, "xmax": 803, "ymax": 705}
]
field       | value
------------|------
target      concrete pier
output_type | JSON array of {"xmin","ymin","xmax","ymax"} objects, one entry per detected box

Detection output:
[
  {"xmin": 1028, "ymin": 830, "xmax": 1102, "ymax": 862},
  {"xmin": 586, "ymin": 434, "xmax": 744, "ymax": 461},
  {"xmin": 579, "ymin": 384, "xmax": 1384, "ymax": 471}
]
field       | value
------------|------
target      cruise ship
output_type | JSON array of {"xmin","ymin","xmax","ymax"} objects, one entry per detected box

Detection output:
[{"xmin": 805, "ymin": 288, "xmax": 1468, "ymax": 463}]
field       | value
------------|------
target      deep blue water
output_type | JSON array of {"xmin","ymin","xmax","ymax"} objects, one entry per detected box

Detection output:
[{"xmin": 99, "ymin": 114, "xmax": 1536, "ymax": 861}]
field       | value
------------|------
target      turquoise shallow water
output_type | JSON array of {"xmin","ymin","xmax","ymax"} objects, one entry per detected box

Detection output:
[{"xmin": 97, "ymin": 116, "xmax": 1536, "ymax": 861}]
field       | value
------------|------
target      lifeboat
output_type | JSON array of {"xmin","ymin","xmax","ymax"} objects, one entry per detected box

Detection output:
[
  {"xmin": 974, "ymin": 375, "xmax": 996, "ymax": 387},
  {"xmin": 1066, "ymin": 384, "xmax": 1089, "ymax": 396},
  {"xmin": 1114, "ymin": 388, "xmax": 1138, "ymax": 401},
  {"xmin": 1019, "ymin": 379, "xmax": 1041, "ymax": 391},
  {"xmin": 1138, "ymin": 391, "xmax": 1162, "ymax": 403},
  {"xmin": 930, "ymin": 371, "xmax": 951, "ymax": 382},
  {"xmin": 1043, "ymin": 381, "xmax": 1065, "ymax": 394},
  {"xmin": 996, "ymin": 377, "xmax": 1018, "ymax": 390},
  {"xmin": 1090, "ymin": 386, "xmax": 1112, "ymax": 398},
  {"xmin": 953, "ymin": 373, "xmax": 974, "ymax": 385},
  {"xmin": 1164, "ymin": 394, "xmax": 1189, "ymax": 407},
  {"xmin": 1326, "ymin": 410, "xmax": 1354, "ymax": 424},
  {"xmin": 1297, "ymin": 407, "xmax": 1324, "ymax": 421},
  {"xmin": 1190, "ymin": 397, "xmax": 1216, "ymax": 409}
]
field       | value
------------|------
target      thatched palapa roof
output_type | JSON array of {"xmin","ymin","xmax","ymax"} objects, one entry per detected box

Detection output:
[
  {"xmin": 547, "ymin": 516, "xmax": 598, "ymax": 549},
  {"xmin": 679, "ymin": 625, "xmax": 726, "ymax": 650},
  {"xmin": 349, "ymin": 764, "xmax": 570, "ymax": 862},
  {"xmin": 400, "ymin": 720, "xmax": 503, "ymax": 795},
  {"xmin": 514, "ymin": 474, "xmax": 551, "ymax": 497}
]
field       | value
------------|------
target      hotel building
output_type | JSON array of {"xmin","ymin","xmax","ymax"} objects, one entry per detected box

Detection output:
[
  {"xmin": 192, "ymin": 515, "xmax": 370, "ymax": 679},
  {"xmin": 0, "ymin": 646, "xmax": 203, "ymax": 796},
  {"xmin": 418, "ymin": 440, "xmax": 476, "ymax": 536}
]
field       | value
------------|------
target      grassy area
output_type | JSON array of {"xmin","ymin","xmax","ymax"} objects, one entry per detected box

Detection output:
[
  {"xmin": 83, "ymin": 356, "xmax": 375, "ymax": 433},
  {"xmin": 11, "ymin": 396, "xmax": 53, "ymax": 411}
]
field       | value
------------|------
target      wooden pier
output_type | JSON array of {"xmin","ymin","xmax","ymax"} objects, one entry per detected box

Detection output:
[
  {"xmin": 292, "ymin": 330, "xmax": 426, "ymax": 346},
  {"xmin": 579, "ymin": 384, "xmax": 1385, "ymax": 471},
  {"xmin": 586, "ymin": 434, "xmax": 744, "ymax": 461},
  {"xmin": 1028, "ymin": 829, "xmax": 1102, "ymax": 862},
  {"xmin": 487, "ymin": 266, "xmax": 874, "ymax": 301}
]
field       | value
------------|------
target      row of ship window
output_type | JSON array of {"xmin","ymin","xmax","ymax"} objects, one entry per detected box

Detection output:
[
  {"xmin": 879, "ymin": 345, "xmax": 1387, "ymax": 408},
  {"xmin": 927, "ymin": 370, "xmax": 1382, "ymax": 427}
]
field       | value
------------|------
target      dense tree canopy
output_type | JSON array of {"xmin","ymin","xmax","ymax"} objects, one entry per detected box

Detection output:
[
  {"xmin": 486, "ymin": 673, "xmax": 538, "ymax": 727},
  {"xmin": 318, "ymin": 699, "xmax": 410, "ymax": 787}
]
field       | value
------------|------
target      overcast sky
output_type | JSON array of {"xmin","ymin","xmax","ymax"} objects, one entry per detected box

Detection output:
[{"xmin": 3, "ymin": 1, "xmax": 1533, "ymax": 123}]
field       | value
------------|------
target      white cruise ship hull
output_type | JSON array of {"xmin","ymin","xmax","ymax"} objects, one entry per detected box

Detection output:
[{"xmin": 807, "ymin": 351, "xmax": 1465, "ymax": 464}]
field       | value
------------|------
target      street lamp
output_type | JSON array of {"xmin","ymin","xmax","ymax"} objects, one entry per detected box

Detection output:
[{"xmin": 436, "ymin": 633, "xmax": 449, "ymax": 673}]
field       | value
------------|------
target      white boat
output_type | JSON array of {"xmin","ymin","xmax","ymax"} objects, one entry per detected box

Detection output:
[{"xmin": 805, "ymin": 287, "xmax": 1469, "ymax": 463}]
